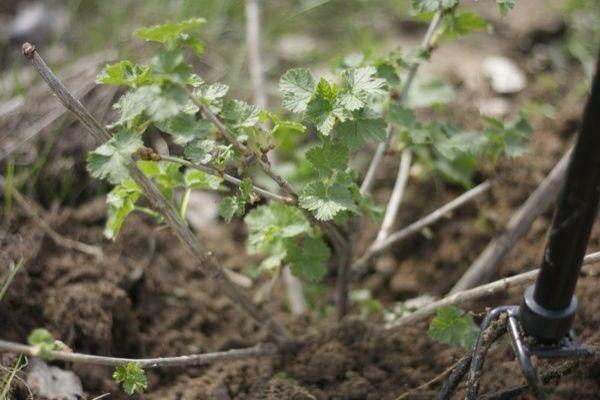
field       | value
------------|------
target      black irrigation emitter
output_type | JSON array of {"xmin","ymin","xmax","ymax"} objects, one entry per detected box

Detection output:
[{"xmin": 440, "ymin": 51, "xmax": 600, "ymax": 400}]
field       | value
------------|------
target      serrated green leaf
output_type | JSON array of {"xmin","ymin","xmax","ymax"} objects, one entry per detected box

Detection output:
[
  {"xmin": 306, "ymin": 78, "xmax": 341, "ymax": 135},
  {"xmin": 300, "ymin": 172, "xmax": 358, "ymax": 220},
  {"xmin": 428, "ymin": 306, "xmax": 479, "ymax": 349},
  {"xmin": 496, "ymin": 0, "xmax": 516, "ymax": 16},
  {"xmin": 105, "ymin": 179, "xmax": 142, "ymax": 239},
  {"xmin": 218, "ymin": 177, "xmax": 254, "ymax": 222},
  {"xmin": 376, "ymin": 62, "xmax": 401, "ymax": 87},
  {"xmin": 113, "ymin": 362, "xmax": 148, "ymax": 395},
  {"xmin": 305, "ymin": 140, "xmax": 349, "ymax": 175},
  {"xmin": 244, "ymin": 203, "xmax": 312, "ymax": 270},
  {"xmin": 286, "ymin": 236, "xmax": 330, "ymax": 281},
  {"xmin": 184, "ymin": 139, "xmax": 234, "ymax": 169},
  {"xmin": 27, "ymin": 328, "xmax": 57, "ymax": 361},
  {"xmin": 219, "ymin": 196, "xmax": 240, "ymax": 222},
  {"xmin": 222, "ymin": 99, "xmax": 261, "ymax": 129},
  {"xmin": 279, "ymin": 68, "xmax": 316, "ymax": 113},
  {"xmin": 96, "ymin": 61, "xmax": 152, "ymax": 88},
  {"xmin": 113, "ymin": 84, "xmax": 188, "ymax": 126},
  {"xmin": 333, "ymin": 116, "xmax": 387, "ymax": 151},
  {"xmin": 87, "ymin": 130, "xmax": 142, "ymax": 184},
  {"xmin": 412, "ymin": 0, "xmax": 459, "ymax": 12},
  {"xmin": 434, "ymin": 131, "xmax": 490, "ymax": 160},
  {"xmin": 135, "ymin": 18, "xmax": 206, "ymax": 53},
  {"xmin": 339, "ymin": 66, "xmax": 386, "ymax": 111},
  {"xmin": 155, "ymin": 114, "xmax": 211, "ymax": 145},
  {"xmin": 184, "ymin": 169, "xmax": 222, "ymax": 190}
]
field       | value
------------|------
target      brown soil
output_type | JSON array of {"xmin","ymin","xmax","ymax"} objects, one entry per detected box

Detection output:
[{"xmin": 3, "ymin": 1, "xmax": 600, "ymax": 399}]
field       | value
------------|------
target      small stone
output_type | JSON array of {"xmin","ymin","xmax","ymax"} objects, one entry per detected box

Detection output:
[
  {"xmin": 26, "ymin": 358, "xmax": 83, "ymax": 400},
  {"xmin": 481, "ymin": 56, "xmax": 526, "ymax": 94}
]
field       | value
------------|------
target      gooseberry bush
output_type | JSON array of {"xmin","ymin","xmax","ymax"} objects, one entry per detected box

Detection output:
[{"xmin": 36, "ymin": 0, "xmax": 528, "ymax": 395}]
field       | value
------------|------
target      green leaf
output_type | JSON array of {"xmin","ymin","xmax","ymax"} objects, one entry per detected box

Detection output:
[
  {"xmin": 496, "ymin": 0, "xmax": 516, "ymax": 16},
  {"xmin": 305, "ymin": 139, "xmax": 349, "ymax": 175},
  {"xmin": 222, "ymin": 100, "xmax": 261, "ymax": 129},
  {"xmin": 428, "ymin": 306, "xmax": 479, "ymax": 349},
  {"xmin": 105, "ymin": 178, "xmax": 142, "ymax": 239},
  {"xmin": 286, "ymin": 236, "xmax": 330, "ymax": 282},
  {"xmin": 333, "ymin": 116, "xmax": 387, "ymax": 151},
  {"xmin": 184, "ymin": 139, "xmax": 234, "ymax": 169},
  {"xmin": 339, "ymin": 66, "xmax": 386, "ymax": 111},
  {"xmin": 113, "ymin": 84, "xmax": 189, "ymax": 126},
  {"xmin": 96, "ymin": 61, "xmax": 152, "ymax": 88},
  {"xmin": 192, "ymin": 82, "xmax": 229, "ymax": 113},
  {"xmin": 305, "ymin": 78, "xmax": 341, "ymax": 135},
  {"xmin": 113, "ymin": 362, "xmax": 148, "ymax": 395},
  {"xmin": 280, "ymin": 68, "xmax": 316, "ymax": 113},
  {"xmin": 155, "ymin": 114, "xmax": 211, "ymax": 145},
  {"xmin": 219, "ymin": 196, "xmax": 240, "ymax": 222},
  {"xmin": 218, "ymin": 178, "xmax": 254, "ymax": 222},
  {"xmin": 245, "ymin": 203, "xmax": 312, "ymax": 255},
  {"xmin": 300, "ymin": 172, "xmax": 358, "ymax": 220},
  {"xmin": 441, "ymin": 11, "xmax": 491, "ymax": 40},
  {"xmin": 27, "ymin": 328, "xmax": 57, "ymax": 361},
  {"xmin": 434, "ymin": 131, "xmax": 490, "ymax": 160},
  {"xmin": 405, "ymin": 78, "xmax": 455, "ymax": 109},
  {"xmin": 87, "ymin": 130, "xmax": 142, "ymax": 184},
  {"xmin": 412, "ymin": 0, "xmax": 459, "ymax": 12},
  {"xmin": 135, "ymin": 18, "xmax": 206, "ymax": 53},
  {"xmin": 184, "ymin": 169, "xmax": 222, "ymax": 190}
]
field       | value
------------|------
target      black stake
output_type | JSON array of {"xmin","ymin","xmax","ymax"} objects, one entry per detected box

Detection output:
[{"xmin": 441, "ymin": 50, "xmax": 600, "ymax": 400}]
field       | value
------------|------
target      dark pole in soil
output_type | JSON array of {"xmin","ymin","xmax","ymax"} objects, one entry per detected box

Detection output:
[{"xmin": 519, "ymin": 51, "xmax": 600, "ymax": 343}]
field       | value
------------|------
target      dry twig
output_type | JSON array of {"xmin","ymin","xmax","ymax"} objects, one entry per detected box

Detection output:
[
  {"xmin": 353, "ymin": 180, "xmax": 494, "ymax": 275},
  {"xmin": 385, "ymin": 250, "xmax": 600, "ymax": 334},
  {"xmin": 450, "ymin": 149, "xmax": 572, "ymax": 293},
  {"xmin": 0, "ymin": 340, "xmax": 277, "ymax": 368},
  {"xmin": 245, "ymin": 0, "xmax": 267, "ymax": 108}
]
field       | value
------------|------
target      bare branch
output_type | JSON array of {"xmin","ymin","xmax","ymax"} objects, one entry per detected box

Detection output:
[
  {"xmin": 282, "ymin": 265, "xmax": 307, "ymax": 315},
  {"xmin": 374, "ymin": 148, "xmax": 412, "ymax": 244},
  {"xmin": 384, "ymin": 250, "xmax": 600, "ymax": 334},
  {"xmin": 0, "ymin": 339, "xmax": 277, "ymax": 368},
  {"xmin": 360, "ymin": 11, "xmax": 444, "ymax": 196},
  {"xmin": 352, "ymin": 180, "xmax": 494, "ymax": 274},
  {"xmin": 23, "ymin": 43, "xmax": 291, "ymax": 343},
  {"xmin": 245, "ymin": 0, "xmax": 267, "ymax": 108},
  {"xmin": 160, "ymin": 155, "xmax": 294, "ymax": 204},
  {"xmin": 450, "ymin": 149, "xmax": 572, "ymax": 293}
]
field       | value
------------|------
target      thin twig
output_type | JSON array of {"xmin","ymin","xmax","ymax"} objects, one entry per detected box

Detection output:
[
  {"xmin": 22, "ymin": 43, "xmax": 291, "ymax": 343},
  {"xmin": 352, "ymin": 180, "xmax": 494, "ymax": 275},
  {"xmin": 375, "ymin": 148, "xmax": 412, "ymax": 244},
  {"xmin": 0, "ymin": 260, "xmax": 24, "ymax": 303},
  {"xmin": 396, "ymin": 355, "xmax": 467, "ymax": 400},
  {"xmin": 245, "ymin": 0, "xmax": 267, "ymax": 109},
  {"xmin": 0, "ymin": 339, "xmax": 277, "ymax": 368},
  {"xmin": 450, "ymin": 149, "xmax": 572, "ymax": 293},
  {"xmin": 160, "ymin": 155, "xmax": 294, "ymax": 204},
  {"xmin": 282, "ymin": 265, "xmax": 307, "ymax": 315},
  {"xmin": 0, "ymin": 176, "xmax": 104, "ymax": 258},
  {"xmin": 384, "ymin": 250, "xmax": 600, "ymax": 334},
  {"xmin": 360, "ymin": 11, "xmax": 443, "ymax": 196}
]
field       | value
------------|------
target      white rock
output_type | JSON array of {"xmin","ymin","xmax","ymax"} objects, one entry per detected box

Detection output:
[
  {"xmin": 26, "ymin": 358, "xmax": 83, "ymax": 400},
  {"xmin": 185, "ymin": 191, "xmax": 219, "ymax": 230},
  {"xmin": 481, "ymin": 56, "xmax": 527, "ymax": 94}
]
